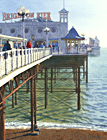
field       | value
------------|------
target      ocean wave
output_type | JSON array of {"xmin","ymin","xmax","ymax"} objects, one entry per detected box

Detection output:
[{"xmin": 5, "ymin": 121, "xmax": 107, "ymax": 132}]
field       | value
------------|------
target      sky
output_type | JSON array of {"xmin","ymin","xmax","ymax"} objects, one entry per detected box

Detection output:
[{"xmin": 0, "ymin": 0, "xmax": 107, "ymax": 47}]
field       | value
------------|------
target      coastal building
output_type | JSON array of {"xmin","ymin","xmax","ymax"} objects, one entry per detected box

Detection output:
[{"xmin": 0, "ymin": 8, "xmax": 69, "ymax": 51}]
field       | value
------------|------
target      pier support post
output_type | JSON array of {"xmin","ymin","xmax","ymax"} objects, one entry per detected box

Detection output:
[
  {"xmin": 27, "ymin": 80, "xmax": 29, "ymax": 93},
  {"xmin": 78, "ymin": 67, "xmax": 80, "ymax": 110},
  {"xmin": 86, "ymin": 56, "xmax": 88, "ymax": 83},
  {"xmin": 73, "ymin": 68, "xmax": 75, "ymax": 82},
  {"xmin": 0, "ymin": 86, "xmax": 6, "ymax": 140},
  {"xmin": 31, "ymin": 78, "xmax": 34, "ymax": 132},
  {"xmin": 11, "ymin": 81, "xmax": 14, "ymax": 108},
  {"xmin": 83, "ymin": 59, "xmax": 85, "ymax": 78},
  {"xmin": 76, "ymin": 68, "xmax": 78, "ymax": 93},
  {"xmin": 15, "ymin": 91, "xmax": 17, "ymax": 105},
  {"xmin": 34, "ymin": 76, "xmax": 37, "ymax": 125},
  {"xmin": 54, "ymin": 67, "xmax": 56, "ymax": 84},
  {"xmin": 51, "ymin": 67, "xmax": 53, "ymax": 93},
  {"xmin": 45, "ymin": 67, "xmax": 48, "ymax": 108}
]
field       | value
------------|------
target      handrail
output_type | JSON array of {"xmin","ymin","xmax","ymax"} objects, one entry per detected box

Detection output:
[{"xmin": 0, "ymin": 47, "xmax": 52, "ymax": 78}]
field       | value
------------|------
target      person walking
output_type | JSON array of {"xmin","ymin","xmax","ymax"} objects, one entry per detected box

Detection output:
[
  {"xmin": 52, "ymin": 43, "xmax": 55, "ymax": 52},
  {"xmin": 26, "ymin": 39, "xmax": 32, "ymax": 48},
  {"xmin": 39, "ymin": 42, "xmax": 44, "ymax": 48},
  {"xmin": 3, "ymin": 40, "xmax": 11, "ymax": 59},
  {"xmin": 48, "ymin": 44, "xmax": 51, "ymax": 48},
  {"xmin": 6, "ymin": 40, "xmax": 11, "ymax": 50},
  {"xmin": 34, "ymin": 42, "xmax": 39, "ymax": 48},
  {"xmin": 26, "ymin": 39, "xmax": 32, "ymax": 55}
]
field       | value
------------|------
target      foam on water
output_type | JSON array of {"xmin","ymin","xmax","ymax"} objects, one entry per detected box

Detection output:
[{"xmin": 5, "ymin": 121, "xmax": 107, "ymax": 132}]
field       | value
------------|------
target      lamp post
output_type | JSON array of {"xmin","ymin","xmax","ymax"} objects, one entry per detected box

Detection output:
[
  {"xmin": 43, "ymin": 21, "xmax": 50, "ymax": 48},
  {"xmin": 81, "ymin": 33, "xmax": 85, "ymax": 44},
  {"xmin": 17, "ymin": 6, "xmax": 29, "ymax": 47}
]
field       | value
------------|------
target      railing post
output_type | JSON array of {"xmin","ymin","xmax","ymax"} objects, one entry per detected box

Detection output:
[
  {"xmin": 16, "ymin": 48, "xmax": 18, "ymax": 69},
  {"xmin": 5, "ymin": 50, "xmax": 7, "ymax": 75},
  {"xmin": 30, "ymin": 48, "xmax": 32, "ymax": 63},
  {"xmin": 33, "ymin": 48, "xmax": 34, "ymax": 62},
  {"xmin": 28, "ymin": 48, "xmax": 30, "ymax": 64},
  {"xmin": 25, "ymin": 48, "xmax": 27, "ymax": 65},
  {"xmin": 11, "ymin": 50, "xmax": 13, "ymax": 71}
]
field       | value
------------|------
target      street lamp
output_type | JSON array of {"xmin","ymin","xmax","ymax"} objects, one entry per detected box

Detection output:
[
  {"xmin": 81, "ymin": 33, "xmax": 85, "ymax": 44},
  {"xmin": 43, "ymin": 22, "xmax": 50, "ymax": 48},
  {"xmin": 17, "ymin": 6, "xmax": 29, "ymax": 47}
]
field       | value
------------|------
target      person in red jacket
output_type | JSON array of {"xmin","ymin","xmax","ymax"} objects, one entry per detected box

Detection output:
[
  {"xmin": 26, "ymin": 39, "xmax": 32, "ymax": 48},
  {"xmin": 48, "ymin": 44, "xmax": 51, "ymax": 48}
]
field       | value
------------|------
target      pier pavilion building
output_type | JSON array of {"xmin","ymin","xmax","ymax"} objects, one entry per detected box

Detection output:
[
  {"xmin": 61, "ymin": 26, "xmax": 85, "ymax": 53},
  {"xmin": 0, "ymin": 8, "xmax": 69, "ymax": 52}
]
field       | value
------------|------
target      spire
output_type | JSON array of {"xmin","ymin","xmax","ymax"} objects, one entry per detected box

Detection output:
[{"xmin": 63, "ymin": 0, "xmax": 65, "ymax": 8}]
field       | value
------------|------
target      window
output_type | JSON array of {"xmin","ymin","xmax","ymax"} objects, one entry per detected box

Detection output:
[
  {"xmin": 51, "ymin": 27, "xmax": 56, "ymax": 33},
  {"xmin": 11, "ymin": 28, "xmax": 15, "ymax": 33},
  {"xmin": 25, "ymin": 28, "xmax": 29, "ymax": 33},
  {"xmin": 38, "ymin": 28, "xmax": 42, "ymax": 33},
  {"xmin": 0, "ymin": 28, "xmax": 2, "ymax": 33}
]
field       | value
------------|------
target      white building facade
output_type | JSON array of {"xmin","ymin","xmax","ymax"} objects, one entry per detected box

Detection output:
[{"xmin": 0, "ymin": 8, "xmax": 69, "ymax": 52}]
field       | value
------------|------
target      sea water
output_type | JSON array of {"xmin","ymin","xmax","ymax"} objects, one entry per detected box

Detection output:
[{"xmin": 5, "ymin": 47, "xmax": 107, "ymax": 131}]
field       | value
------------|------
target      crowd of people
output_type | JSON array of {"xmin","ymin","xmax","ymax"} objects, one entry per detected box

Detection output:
[
  {"xmin": 2, "ymin": 39, "xmax": 56, "ymax": 59},
  {"xmin": 26, "ymin": 39, "xmax": 56, "ymax": 52}
]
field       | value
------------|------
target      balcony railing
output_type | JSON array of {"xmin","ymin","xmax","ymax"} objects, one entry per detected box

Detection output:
[{"xmin": 0, "ymin": 48, "xmax": 51, "ymax": 78}]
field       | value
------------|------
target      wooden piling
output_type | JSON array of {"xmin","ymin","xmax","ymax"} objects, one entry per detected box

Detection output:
[
  {"xmin": 15, "ymin": 92, "xmax": 17, "ymax": 105},
  {"xmin": 31, "ymin": 78, "xmax": 34, "ymax": 132},
  {"xmin": 76, "ymin": 68, "xmax": 77, "ymax": 93},
  {"xmin": 51, "ymin": 67, "xmax": 53, "ymax": 93},
  {"xmin": 0, "ymin": 86, "xmax": 5, "ymax": 140},
  {"xmin": 86, "ymin": 56, "xmax": 88, "ymax": 83},
  {"xmin": 45, "ymin": 68, "xmax": 48, "ymax": 108},
  {"xmin": 78, "ymin": 67, "xmax": 80, "ymax": 110},
  {"xmin": 34, "ymin": 77, "xmax": 37, "ymax": 125},
  {"xmin": 11, "ymin": 81, "xmax": 14, "ymax": 108},
  {"xmin": 83, "ymin": 59, "xmax": 85, "ymax": 78},
  {"xmin": 27, "ymin": 80, "xmax": 29, "ymax": 93},
  {"xmin": 54, "ymin": 67, "xmax": 56, "ymax": 83}
]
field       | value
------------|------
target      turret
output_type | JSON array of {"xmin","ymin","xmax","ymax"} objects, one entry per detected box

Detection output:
[{"xmin": 59, "ymin": 8, "xmax": 69, "ymax": 23}]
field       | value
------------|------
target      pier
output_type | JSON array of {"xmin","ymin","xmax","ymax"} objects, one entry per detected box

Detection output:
[{"xmin": 0, "ymin": 47, "xmax": 88, "ymax": 140}]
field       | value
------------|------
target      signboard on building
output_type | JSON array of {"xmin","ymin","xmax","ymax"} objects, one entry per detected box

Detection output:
[
  {"xmin": 2, "ymin": 13, "xmax": 34, "ymax": 21},
  {"xmin": 37, "ymin": 12, "xmax": 51, "ymax": 20},
  {"xmin": 2, "ymin": 12, "xmax": 51, "ymax": 21}
]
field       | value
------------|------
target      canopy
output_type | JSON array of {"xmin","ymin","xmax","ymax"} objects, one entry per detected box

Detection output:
[{"xmin": 61, "ymin": 26, "xmax": 85, "ymax": 40}]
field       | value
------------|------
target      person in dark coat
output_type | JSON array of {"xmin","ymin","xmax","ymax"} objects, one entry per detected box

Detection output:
[
  {"xmin": 3, "ymin": 40, "xmax": 11, "ymax": 59},
  {"xmin": 52, "ymin": 43, "xmax": 55, "ymax": 51},
  {"xmin": 6, "ymin": 40, "xmax": 11, "ymax": 50},
  {"xmin": 34, "ymin": 42, "xmax": 39, "ymax": 48}
]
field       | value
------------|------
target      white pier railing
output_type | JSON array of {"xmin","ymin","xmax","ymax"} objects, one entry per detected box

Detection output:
[{"xmin": 0, "ymin": 48, "xmax": 51, "ymax": 78}]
